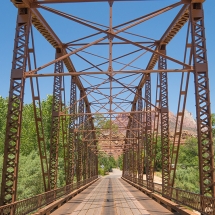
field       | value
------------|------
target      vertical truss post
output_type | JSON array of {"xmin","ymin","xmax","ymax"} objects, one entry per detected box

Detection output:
[
  {"xmin": 137, "ymin": 88, "xmax": 143, "ymax": 183},
  {"xmin": 190, "ymin": 2, "xmax": 215, "ymax": 197},
  {"xmin": 91, "ymin": 118, "xmax": 97, "ymax": 178},
  {"xmin": 125, "ymin": 149, "xmax": 129, "ymax": 177},
  {"xmin": 88, "ymin": 150, "xmax": 91, "ymax": 178},
  {"xmin": 125, "ymin": 132, "xmax": 129, "ymax": 178},
  {"xmin": 152, "ymin": 74, "xmax": 161, "ymax": 179},
  {"xmin": 30, "ymin": 75, "xmax": 50, "ymax": 192},
  {"xmin": 87, "ymin": 120, "xmax": 92, "ymax": 179},
  {"xmin": 87, "ymin": 145, "xmax": 90, "ymax": 179},
  {"xmin": 95, "ymin": 146, "xmax": 98, "ymax": 176},
  {"xmin": 67, "ymin": 76, "xmax": 77, "ymax": 185},
  {"xmin": 77, "ymin": 91, "xmax": 84, "ymax": 186},
  {"xmin": 170, "ymin": 21, "xmax": 191, "ymax": 189},
  {"xmin": 127, "ymin": 150, "xmax": 129, "ymax": 178},
  {"xmin": 85, "ymin": 115, "xmax": 90, "ymax": 180},
  {"xmin": 128, "ymin": 131, "xmax": 132, "ymax": 179},
  {"xmin": 61, "ymin": 77, "xmax": 68, "ymax": 185},
  {"xmin": 0, "ymin": 8, "xmax": 31, "ymax": 205},
  {"xmin": 142, "ymin": 103, "xmax": 146, "ymax": 182},
  {"xmin": 132, "ymin": 105, "xmax": 137, "ymax": 182},
  {"xmin": 123, "ymin": 152, "xmax": 126, "ymax": 177},
  {"xmin": 89, "ymin": 123, "xmax": 94, "ymax": 179},
  {"xmin": 90, "ymin": 150, "xmax": 93, "ymax": 178},
  {"xmin": 93, "ymin": 140, "xmax": 97, "ymax": 177},
  {"xmin": 49, "ymin": 48, "xmax": 63, "ymax": 190},
  {"xmin": 130, "ymin": 120, "xmax": 133, "ymax": 180},
  {"xmin": 23, "ymin": 23, "xmax": 50, "ymax": 193},
  {"xmin": 145, "ymin": 75, "xmax": 153, "ymax": 190},
  {"xmin": 159, "ymin": 45, "xmax": 170, "ymax": 197},
  {"xmin": 123, "ymin": 139, "xmax": 128, "ymax": 178},
  {"xmin": 91, "ymin": 150, "xmax": 95, "ymax": 177},
  {"xmin": 28, "ymin": 25, "xmax": 50, "ymax": 192},
  {"xmin": 93, "ymin": 153, "xmax": 96, "ymax": 177},
  {"xmin": 83, "ymin": 107, "xmax": 88, "ymax": 182},
  {"xmin": 122, "ymin": 151, "xmax": 125, "ymax": 177}
]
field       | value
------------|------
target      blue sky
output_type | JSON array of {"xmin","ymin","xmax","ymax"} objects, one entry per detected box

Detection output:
[{"xmin": 0, "ymin": 0, "xmax": 215, "ymax": 118}]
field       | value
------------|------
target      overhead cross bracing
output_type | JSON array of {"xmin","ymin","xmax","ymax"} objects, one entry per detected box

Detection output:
[{"xmin": 0, "ymin": 0, "xmax": 215, "ymax": 214}]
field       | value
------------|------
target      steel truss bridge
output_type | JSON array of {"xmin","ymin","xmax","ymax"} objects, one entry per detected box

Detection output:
[{"xmin": 0, "ymin": 0, "xmax": 215, "ymax": 214}]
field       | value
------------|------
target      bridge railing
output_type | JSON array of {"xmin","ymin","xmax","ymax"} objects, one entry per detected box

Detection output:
[
  {"xmin": 124, "ymin": 176, "xmax": 215, "ymax": 215},
  {"xmin": 0, "ymin": 176, "xmax": 98, "ymax": 215}
]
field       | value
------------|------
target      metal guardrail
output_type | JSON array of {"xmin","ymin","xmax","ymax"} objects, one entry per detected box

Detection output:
[
  {"xmin": 124, "ymin": 176, "xmax": 215, "ymax": 215},
  {"xmin": 0, "ymin": 176, "xmax": 97, "ymax": 215}
]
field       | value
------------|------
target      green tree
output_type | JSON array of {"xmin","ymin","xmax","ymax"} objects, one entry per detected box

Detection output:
[
  {"xmin": 178, "ymin": 137, "xmax": 198, "ymax": 167},
  {"xmin": 0, "ymin": 96, "xmax": 8, "ymax": 154},
  {"xmin": 212, "ymin": 113, "xmax": 215, "ymax": 137},
  {"xmin": 17, "ymin": 152, "xmax": 44, "ymax": 199},
  {"xmin": 155, "ymin": 137, "xmax": 162, "ymax": 171},
  {"xmin": 174, "ymin": 137, "xmax": 199, "ymax": 192},
  {"xmin": 20, "ymin": 103, "xmax": 37, "ymax": 155},
  {"xmin": 98, "ymin": 154, "xmax": 117, "ymax": 174},
  {"xmin": 117, "ymin": 155, "xmax": 123, "ymax": 170},
  {"xmin": 94, "ymin": 114, "xmax": 118, "ymax": 136}
]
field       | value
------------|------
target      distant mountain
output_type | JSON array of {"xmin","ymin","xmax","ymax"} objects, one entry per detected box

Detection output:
[
  {"xmin": 98, "ymin": 110, "xmax": 197, "ymax": 157},
  {"xmin": 114, "ymin": 110, "xmax": 197, "ymax": 134}
]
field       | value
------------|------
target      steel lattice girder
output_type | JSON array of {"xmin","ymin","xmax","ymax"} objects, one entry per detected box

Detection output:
[
  {"xmin": 0, "ymin": 8, "xmax": 31, "ymax": 205},
  {"xmin": 49, "ymin": 49, "xmax": 64, "ymax": 190},
  {"xmin": 67, "ymin": 76, "xmax": 77, "ymax": 184},
  {"xmin": 190, "ymin": 2, "xmax": 215, "ymax": 197},
  {"xmin": 159, "ymin": 46, "xmax": 170, "ymax": 197},
  {"xmin": 145, "ymin": 76, "xmax": 154, "ymax": 190},
  {"xmin": 137, "ymin": 89, "xmax": 144, "ymax": 183},
  {"xmin": 77, "ymin": 91, "xmax": 84, "ymax": 186}
]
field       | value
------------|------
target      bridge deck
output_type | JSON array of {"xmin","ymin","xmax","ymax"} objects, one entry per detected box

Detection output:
[{"xmin": 52, "ymin": 169, "xmax": 178, "ymax": 215}]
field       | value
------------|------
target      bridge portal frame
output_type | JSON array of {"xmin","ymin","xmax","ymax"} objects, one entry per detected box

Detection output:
[{"xmin": 0, "ymin": 1, "xmax": 214, "ymax": 214}]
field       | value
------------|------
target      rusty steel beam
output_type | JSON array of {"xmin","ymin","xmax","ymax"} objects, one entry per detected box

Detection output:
[
  {"xmin": 159, "ymin": 45, "xmax": 170, "ymax": 198},
  {"xmin": 190, "ymin": 2, "xmax": 215, "ymax": 197},
  {"xmin": 145, "ymin": 76, "xmax": 154, "ymax": 191},
  {"xmin": 66, "ymin": 41, "xmax": 154, "ymax": 46},
  {"xmin": 82, "ymin": 108, "xmax": 87, "ymax": 181},
  {"xmin": 137, "ymin": 89, "xmax": 143, "ymax": 182},
  {"xmin": 0, "ymin": 8, "xmax": 31, "ymax": 205},
  {"xmin": 24, "ymin": 69, "xmax": 193, "ymax": 78},
  {"xmin": 30, "ymin": 72, "xmax": 50, "ymax": 192},
  {"xmin": 27, "ymin": 21, "xmax": 50, "ymax": 192},
  {"xmin": 77, "ymin": 91, "xmax": 85, "ymax": 187},
  {"xmin": 83, "ymin": 109, "xmax": 91, "ymax": 181},
  {"xmin": 33, "ymin": 0, "xmax": 167, "ymax": 4},
  {"xmin": 60, "ymin": 75, "xmax": 69, "ymax": 186},
  {"xmin": 49, "ymin": 49, "xmax": 64, "ymax": 190},
  {"xmin": 67, "ymin": 77, "xmax": 77, "ymax": 185},
  {"xmin": 152, "ymin": 74, "xmax": 161, "ymax": 183},
  {"xmin": 131, "ymin": 105, "xmax": 138, "ymax": 181}
]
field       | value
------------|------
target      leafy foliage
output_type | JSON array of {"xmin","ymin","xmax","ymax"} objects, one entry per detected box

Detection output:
[
  {"xmin": 117, "ymin": 155, "xmax": 123, "ymax": 170},
  {"xmin": 98, "ymin": 154, "xmax": 117, "ymax": 174},
  {"xmin": 0, "ymin": 95, "xmax": 66, "ymax": 200},
  {"xmin": 94, "ymin": 114, "xmax": 118, "ymax": 136},
  {"xmin": 172, "ymin": 137, "xmax": 200, "ymax": 192},
  {"xmin": 0, "ymin": 96, "xmax": 8, "ymax": 154},
  {"xmin": 155, "ymin": 137, "xmax": 162, "ymax": 171},
  {"xmin": 212, "ymin": 113, "xmax": 215, "ymax": 137}
]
